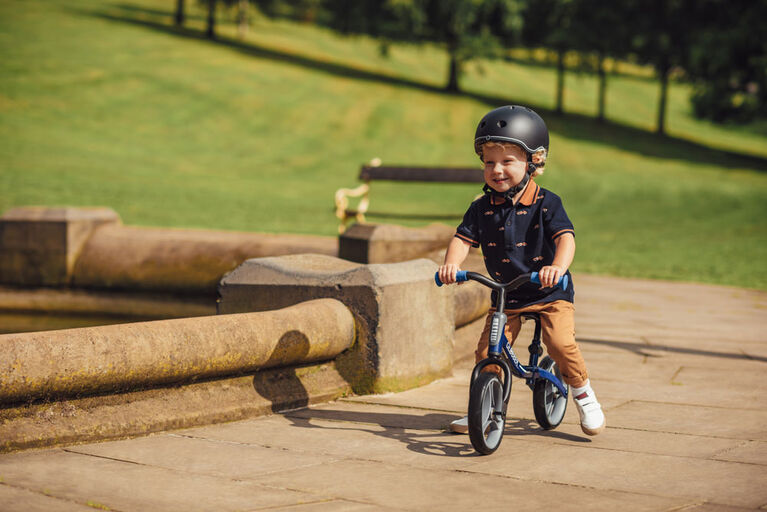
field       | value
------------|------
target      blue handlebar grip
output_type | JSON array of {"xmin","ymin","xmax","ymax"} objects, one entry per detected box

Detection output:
[
  {"xmin": 530, "ymin": 271, "xmax": 569, "ymax": 291},
  {"xmin": 434, "ymin": 270, "xmax": 468, "ymax": 287}
]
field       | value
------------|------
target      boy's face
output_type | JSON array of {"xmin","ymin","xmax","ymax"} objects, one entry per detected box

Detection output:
[{"xmin": 482, "ymin": 143, "xmax": 528, "ymax": 194}]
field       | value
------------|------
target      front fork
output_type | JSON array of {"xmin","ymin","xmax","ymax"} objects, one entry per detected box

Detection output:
[{"xmin": 470, "ymin": 312, "xmax": 568, "ymax": 402}]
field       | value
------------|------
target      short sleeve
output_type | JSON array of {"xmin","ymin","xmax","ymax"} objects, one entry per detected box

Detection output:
[
  {"xmin": 543, "ymin": 193, "xmax": 575, "ymax": 241},
  {"xmin": 455, "ymin": 200, "xmax": 481, "ymax": 248}
]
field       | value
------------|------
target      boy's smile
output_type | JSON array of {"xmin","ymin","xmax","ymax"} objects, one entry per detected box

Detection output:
[{"xmin": 482, "ymin": 143, "xmax": 528, "ymax": 194}]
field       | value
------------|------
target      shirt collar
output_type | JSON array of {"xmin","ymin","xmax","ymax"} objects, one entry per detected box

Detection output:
[
  {"xmin": 518, "ymin": 179, "xmax": 540, "ymax": 206},
  {"xmin": 486, "ymin": 178, "xmax": 540, "ymax": 206}
]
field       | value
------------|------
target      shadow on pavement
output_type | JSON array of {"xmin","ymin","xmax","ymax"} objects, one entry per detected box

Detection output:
[
  {"xmin": 579, "ymin": 337, "xmax": 767, "ymax": 363},
  {"xmin": 282, "ymin": 407, "xmax": 588, "ymax": 457}
]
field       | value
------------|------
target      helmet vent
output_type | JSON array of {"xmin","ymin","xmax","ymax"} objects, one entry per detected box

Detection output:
[
  {"xmin": 497, "ymin": 120, "xmax": 507, "ymax": 128},
  {"xmin": 480, "ymin": 121, "xmax": 486, "ymax": 128}
]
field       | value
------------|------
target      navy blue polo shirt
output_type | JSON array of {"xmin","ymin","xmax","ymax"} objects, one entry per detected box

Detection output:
[{"xmin": 455, "ymin": 180, "xmax": 575, "ymax": 308}]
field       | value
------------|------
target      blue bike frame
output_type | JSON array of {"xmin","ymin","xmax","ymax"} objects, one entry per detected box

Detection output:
[{"xmin": 436, "ymin": 270, "xmax": 569, "ymax": 402}]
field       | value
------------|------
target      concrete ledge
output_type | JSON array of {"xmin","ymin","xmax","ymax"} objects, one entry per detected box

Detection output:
[
  {"xmin": 0, "ymin": 286, "xmax": 214, "ymax": 319},
  {"xmin": 0, "ymin": 206, "xmax": 337, "ymax": 292},
  {"xmin": 0, "ymin": 207, "xmax": 120, "ymax": 286},
  {"xmin": 219, "ymin": 254, "xmax": 454, "ymax": 394},
  {"xmin": 73, "ymin": 224, "xmax": 338, "ymax": 292},
  {"xmin": 0, "ymin": 299, "xmax": 355, "ymax": 404},
  {"xmin": 0, "ymin": 361, "xmax": 350, "ymax": 453},
  {"xmin": 339, "ymin": 223, "xmax": 454, "ymax": 263}
]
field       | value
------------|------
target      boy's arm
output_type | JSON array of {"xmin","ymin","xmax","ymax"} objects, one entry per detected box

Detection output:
[
  {"xmin": 438, "ymin": 237, "xmax": 472, "ymax": 284},
  {"xmin": 539, "ymin": 233, "xmax": 575, "ymax": 288}
]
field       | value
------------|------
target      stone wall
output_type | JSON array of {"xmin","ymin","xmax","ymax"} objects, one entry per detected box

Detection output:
[
  {"xmin": 0, "ymin": 207, "xmax": 337, "ymax": 292},
  {"xmin": 0, "ymin": 299, "xmax": 354, "ymax": 405},
  {"xmin": 218, "ymin": 255, "xmax": 456, "ymax": 394}
]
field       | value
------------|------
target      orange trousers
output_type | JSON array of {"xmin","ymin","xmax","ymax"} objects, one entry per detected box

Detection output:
[{"xmin": 475, "ymin": 300, "xmax": 588, "ymax": 388}]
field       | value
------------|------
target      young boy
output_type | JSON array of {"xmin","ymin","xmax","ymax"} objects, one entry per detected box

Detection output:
[{"xmin": 438, "ymin": 105, "xmax": 605, "ymax": 436}]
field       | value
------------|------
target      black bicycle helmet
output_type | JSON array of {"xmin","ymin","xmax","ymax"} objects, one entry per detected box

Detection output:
[{"xmin": 474, "ymin": 105, "xmax": 549, "ymax": 157}]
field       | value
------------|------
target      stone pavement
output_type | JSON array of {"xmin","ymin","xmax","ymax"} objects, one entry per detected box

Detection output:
[{"xmin": 1, "ymin": 275, "xmax": 766, "ymax": 511}]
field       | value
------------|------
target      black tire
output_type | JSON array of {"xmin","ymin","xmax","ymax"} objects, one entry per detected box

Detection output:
[
  {"xmin": 468, "ymin": 372, "xmax": 507, "ymax": 455},
  {"xmin": 532, "ymin": 356, "xmax": 568, "ymax": 430}
]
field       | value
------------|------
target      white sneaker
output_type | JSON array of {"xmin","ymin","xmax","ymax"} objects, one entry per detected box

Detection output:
[
  {"xmin": 572, "ymin": 380, "xmax": 606, "ymax": 436},
  {"xmin": 449, "ymin": 416, "xmax": 468, "ymax": 434}
]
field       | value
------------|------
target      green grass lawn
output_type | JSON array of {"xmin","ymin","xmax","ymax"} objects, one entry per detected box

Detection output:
[{"xmin": 1, "ymin": 0, "xmax": 766, "ymax": 289}]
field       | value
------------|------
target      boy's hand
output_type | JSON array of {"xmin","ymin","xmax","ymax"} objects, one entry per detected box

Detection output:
[
  {"xmin": 538, "ymin": 265, "xmax": 564, "ymax": 288},
  {"xmin": 438, "ymin": 264, "xmax": 462, "ymax": 285}
]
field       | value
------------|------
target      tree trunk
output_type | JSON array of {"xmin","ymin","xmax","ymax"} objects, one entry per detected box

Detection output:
[
  {"xmin": 555, "ymin": 49, "xmax": 565, "ymax": 114},
  {"xmin": 206, "ymin": 0, "xmax": 216, "ymax": 40},
  {"xmin": 446, "ymin": 51, "xmax": 461, "ymax": 93},
  {"xmin": 174, "ymin": 0, "xmax": 185, "ymax": 26},
  {"xmin": 237, "ymin": 0, "xmax": 248, "ymax": 39},
  {"xmin": 656, "ymin": 64, "xmax": 669, "ymax": 135},
  {"xmin": 597, "ymin": 52, "xmax": 607, "ymax": 122}
]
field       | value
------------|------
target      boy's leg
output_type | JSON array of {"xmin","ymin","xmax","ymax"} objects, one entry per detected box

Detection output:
[
  {"xmin": 537, "ymin": 300, "xmax": 605, "ymax": 435},
  {"xmin": 536, "ymin": 300, "xmax": 588, "ymax": 388}
]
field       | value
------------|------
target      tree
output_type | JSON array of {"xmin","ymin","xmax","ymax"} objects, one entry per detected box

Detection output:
[
  {"xmin": 686, "ymin": 0, "xmax": 767, "ymax": 122},
  {"xmin": 175, "ymin": 0, "xmax": 185, "ymax": 26},
  {"xmin": 521, "ymin": 0, "xmax": 575, "ymax": 114},
  {"xmin": 238, "ymin": 0, "xmax": 249, "ymax": 38},
  {"xmin": 422, "ymin": 0, "xmax": 523, "ymax": 92},
  {"xmin": 220, "ymin": 0, "xmax": 250, "ymax": 38},
  {"xmin": 206, "ymin": 0, "xmax": 217, "ymax": 39},
  {"xmin": 321, "ymin": 0, "xmax": 523, "ymax": 93},
  {"xmin": 630, "ymin": 0, "xmax": 696, "ymax": 135},
  {"xmin": 250, "ymin": 0, "xmax": 325, "ymax": 22},
  {"xmin": 569, "ymin": 0, "xmax": 631, "ymax": 122}
]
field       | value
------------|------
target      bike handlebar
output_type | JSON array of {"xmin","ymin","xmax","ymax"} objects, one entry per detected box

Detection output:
[{"xmin": 434, "ymin": 270, "xmax": 568, "ymax": 292}]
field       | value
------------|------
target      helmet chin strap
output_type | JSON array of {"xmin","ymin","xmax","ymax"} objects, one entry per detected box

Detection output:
[{"xmin": 483, "ymin": 166, "xmax": 533, "ymax": 202}]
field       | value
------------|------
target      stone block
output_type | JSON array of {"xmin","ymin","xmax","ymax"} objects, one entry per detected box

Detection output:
[
  {"xmin": 218, "ymin": 254, "xmax": 455, "ymax": 394},
  {"xmin": 0, "ymin": 207, "xmax": 120, "ymax": 286},
  {"xmin": 338, "ymin": 223, "xmax": 454, "ymax": 263}
]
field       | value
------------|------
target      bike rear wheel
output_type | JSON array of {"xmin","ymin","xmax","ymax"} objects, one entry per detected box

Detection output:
[
  {"xmin": 468, "ymin": 372, "xmax": 507, "ymax": 455},
  {"xmin": 532, "ymin": 356, "xmax": 568, "ymax": 430}
]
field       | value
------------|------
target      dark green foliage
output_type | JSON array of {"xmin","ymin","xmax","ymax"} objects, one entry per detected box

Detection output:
[
  {"xmin": 251, "ymin": 0, "xmax": 325, "ymax": 22},
  {"xmin": 319, "ymin": 0, "xmax": 523, "ymax": 92},
  {"xmin": 626, "ymin": 0, "xmax": 698, "ymax": 134},
  {"xmin": 686, "ymin": 0, "xmax": 767, "ymax": 123}
]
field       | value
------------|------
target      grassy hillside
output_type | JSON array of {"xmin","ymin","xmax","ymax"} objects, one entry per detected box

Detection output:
[{"xmin": 1, "ymin": 0, "xmax": 766, "ymax": 289}]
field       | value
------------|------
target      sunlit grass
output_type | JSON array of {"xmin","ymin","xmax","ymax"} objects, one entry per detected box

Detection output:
[{"xmin": 0, "ymin": 0, "xmax": 765, "ymax": 289}]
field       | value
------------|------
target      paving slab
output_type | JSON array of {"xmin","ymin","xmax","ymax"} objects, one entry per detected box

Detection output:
[
  {"xmin": 711, "ymin": 440, "xmax": 767, "ymax": 465},
  {"xmin": 250, "ymin": 458, "xmax": 687, "ymax": 511},
  {"xmin": 179, "ymin": 409, "xmax": 479, "ymax": 470},
  {"xmin": 467, "ymin": 439, "xmax": 767, "ymax": 509},
  {"xmin": 606, "ymin": 400, "xmax": 767, "ymax": 440},
  {"xmin": 0, "ymin": 484, "xmax": 96, "ymax": 512},
  {"xmin": 67, "ymin": 434, "xmax": 337, "ymax": 480},
  {"xmin": 1, "ymin": 274, "xmax": 765, "ymax": 511},
  {"xmin": 272, "ymin": 500, "xmax": 395, "ymax": 511},
  {"xmin": 0, "ymin": 450, "xmax": 324, "ymax": 512}
]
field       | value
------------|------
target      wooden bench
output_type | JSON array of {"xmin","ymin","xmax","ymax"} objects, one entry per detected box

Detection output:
[{"xmin": 334, "ymin": 161, "xmax": 484, "ymax": 233}]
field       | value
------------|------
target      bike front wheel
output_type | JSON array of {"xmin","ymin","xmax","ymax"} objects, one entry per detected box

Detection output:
[
  {"xmin": 532, "ymin": 356, "xmax": 568, "ymax": 430},
  {"xmin": 468, "ymin": 372, "xmax": 507, "ymax": 455}
]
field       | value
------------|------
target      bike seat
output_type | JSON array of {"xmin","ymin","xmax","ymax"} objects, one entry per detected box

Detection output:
[{"xmin": 521, "ymin": 313, "xmax": 540, "ymax": 322}]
